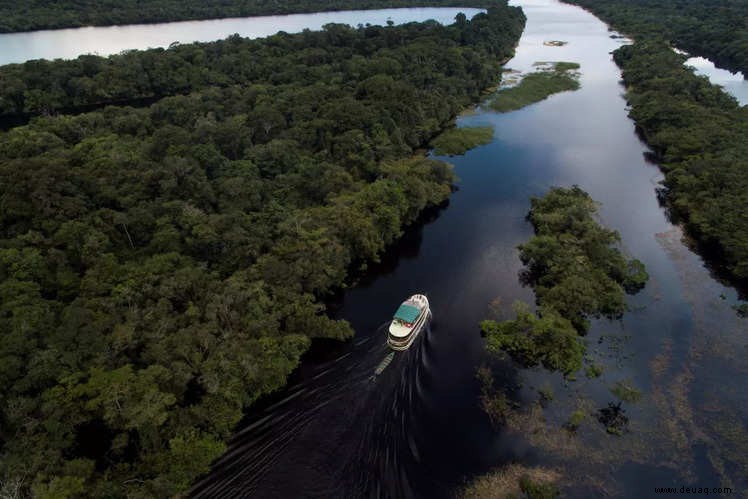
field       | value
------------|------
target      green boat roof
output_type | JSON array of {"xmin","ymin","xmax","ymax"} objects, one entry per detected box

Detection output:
[{"xmin": 394, "ymin": 303, "xmax": 420, "ymax": 323}]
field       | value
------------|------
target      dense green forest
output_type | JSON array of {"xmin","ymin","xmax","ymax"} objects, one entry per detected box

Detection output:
[
  {"xmin": 482, "ymin": 187, "xmax": 648, "ymax": 375},
  {"xmin": 562, "ymin": 0, "xmax": 748, "ymax": 293},
  {"xmin": 610, "ymin": 41, "xmax": 748, "ymax": 289},
  {"xmin": 564, "ymin": 0, "xmax": 748, "ymax": 75},
  {"xmin": 0, "ymin": 6, "xmax": 525, "ymax": 497},
  {"xmin": 0, "ymin": 9, "xmax": 510, "ymax": 122},
  {"xmin": 0, "ymin": 0, "xmax": 488, "ymax": 33}
]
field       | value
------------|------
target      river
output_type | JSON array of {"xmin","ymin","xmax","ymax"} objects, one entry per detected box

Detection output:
[
  {"xmin": 0, "ymin": 7, "xmax": 482, "ymax": 65},
  {"xmin": 187, "ymin": 0, "xmax": 748, "ymax": 497},
  {"xmin": 673, "ymin": 48, "xmax": 748, "ymax": 106},
  {"xmin": 3, "ymin": 0, "xmax": 745, "ymax": 496}
]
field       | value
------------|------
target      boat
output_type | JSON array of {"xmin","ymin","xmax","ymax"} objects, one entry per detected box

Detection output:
[{"xmin": 387, "ymin": 294, "xmax": 430, "ymax": 351}]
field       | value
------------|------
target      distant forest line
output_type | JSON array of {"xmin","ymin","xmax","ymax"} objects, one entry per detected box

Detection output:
[
  {"xmin": 0, "ymin": 0, "xmax": 488, "ymax": 33},
  {"xmin": 564, "ymin": 0, "xmax": 748, "ymax": 293},
  {"xmin": 564, "ymin": 0, "xmax": 748, "ymax": 76},
  {"xmin": 0, "ymin": 5, "xmax": 525, "ymax": 497}
]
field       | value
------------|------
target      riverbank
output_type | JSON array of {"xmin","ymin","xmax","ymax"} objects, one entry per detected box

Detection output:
[
  {"xmin": 562, "ymin": 0, "xmax": 748, "ymax": 296},
  {"xmin": 562, "ymin": 0, "xmax": 748, "ymax": 76},
  {"xmin": 613, "ymin": 41, "xmax": 748, "ymax": 296},
  {"xmin": 0, "ymin": 0, "xmax": 493, "ymax": 33},
  {"xmin": 0, "ymin": 8, "xmax": 527, "ymax": 496},
  {"xmin": 190, "ymin": 0, "xmax": 748, "ymax": 495}
]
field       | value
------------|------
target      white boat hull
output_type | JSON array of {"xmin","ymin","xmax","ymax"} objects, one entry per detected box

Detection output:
[{"xmin": 387, "ymin": 294, "xmax": 430, "ymax": 351}]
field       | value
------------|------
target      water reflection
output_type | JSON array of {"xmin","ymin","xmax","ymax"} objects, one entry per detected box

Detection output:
[
  {"xmin": 0, "ymin": 8, "xmax": 482, "ymax": 65},
  {"xmin": 194, "ymin": 0, "xmax": 748, "ymax": 496},
  {"xmin": 685, "ymin": 55, "xmax": 748, "ymax": 105}
]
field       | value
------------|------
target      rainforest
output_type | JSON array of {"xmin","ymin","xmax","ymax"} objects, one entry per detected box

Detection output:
[{"xmin": 0, "ymin": 6, "xmax": 525, "ymax": 496}]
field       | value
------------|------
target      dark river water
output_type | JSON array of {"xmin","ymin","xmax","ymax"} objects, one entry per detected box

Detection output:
[{"xmin": 192, "ymin": 0, "xmax": 748, "ymax": 497}]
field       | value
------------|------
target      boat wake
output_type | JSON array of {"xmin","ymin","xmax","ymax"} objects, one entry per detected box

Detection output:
[{"xmin": 191, "ymin": 321, "xmax": 437, "ymax": 498}]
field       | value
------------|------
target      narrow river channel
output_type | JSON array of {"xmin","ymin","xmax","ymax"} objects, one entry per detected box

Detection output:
[{"xmin": 189, "ymin": 0, "xmax": 748, "ymax": 497}]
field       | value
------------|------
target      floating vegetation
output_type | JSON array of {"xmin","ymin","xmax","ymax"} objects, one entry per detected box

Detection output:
[
  {"xmin": 598, "ymin": 402, "xmax": 629, "ymax": 435},
  {"xmin": 565, "ymin": 409, "xmax": 586, "ymax": 433},
  {"xmin": 538, "ymin": 383, "xmax": 555, "ymax": 406},
  {"xmin": 543, "ymin": 40, "xmax": 568, "ymax": 46},
  {"xmin": 430, "ymin": 125, "xmax": 494, "ymax": 156},
  {"xmin": 477, "ymin": 366, "xmax": 512, "ymax": 426},
  {"xmin": 585, "ymin": 363, "xmax": 604, "ymax": 378},
  {"xmin": 732, "ymin": 303, "xmax": 748, "ymax": 318},
  {"xmin": 460, "ymin": 464, "xmax": 562, "ymax": 499},
  {"xmin": 488, "ymin": 62, "xmax": 581, "ymax": 112},
  {"xmin": 610, "ymin": 379, "xmax": 643, "ymax": 404}
]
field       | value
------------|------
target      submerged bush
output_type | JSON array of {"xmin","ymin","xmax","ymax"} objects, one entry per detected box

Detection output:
[{"xmin": 482, "ymin": 186, "xmax": 649, "ymax": 376}]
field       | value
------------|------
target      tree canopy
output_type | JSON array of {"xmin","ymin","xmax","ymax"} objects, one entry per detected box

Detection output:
[
  {"xmin": 0, "ymin": 0, "xmax": 488, "ymax": 33},
  {"xmin": 482, "ymin": 187, "xmax": 648, "ymax": 375},
  {"xmin": 0, "ymin": 6, "xmax": 526, "ymax": 496},
  {"xmin": 564, "ymin": 0, "xmax": 748, "ymax": 75},
  {"xmin": 563, "ymin": 0, "xmax": 748, "ymax": 294},
  {"xmin": 613, "ymin": 41, "xmax": 748, "ymax": 290}
]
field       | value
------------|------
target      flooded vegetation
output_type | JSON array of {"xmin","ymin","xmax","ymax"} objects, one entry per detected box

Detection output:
[
  {"xmin": 0, "ymin": 0, "xmax": 746, "ymax": 497},
  {"xmin": 481, "ymin": 186, "xmax": 648, "ymax": 378},
  {"xmin": 460, "ymin": 464, "xmax": 561, "ymax": 498},
  {"xmin": 191, "ymin": 0, "xmax": 748, "ymax": 495},
  {"xmin": 430, "ymin": 126, "xmax": 495, "ymax": 156},
  {"xmin": 0, "ymin": 8, "xmax": 527, "ymax": 496},
  {"xmin": 488, "ymin": 61, "xmax": 580, "ymax": 112}
]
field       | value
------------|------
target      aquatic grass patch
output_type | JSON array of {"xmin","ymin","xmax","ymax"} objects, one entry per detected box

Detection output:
[
  {"xmin": 610, "ymin": 379, "xmax": 643, "ymax": 404},
  {"xmin": 477, "ymin": 366, "xmax": 513, "ymax": 425},
  {"xmin": 430, "ymin": 125, "xmax": 494, "ymax": 156},
  {"xmin": 565, "ymin": 409, "xmax": 587, "ymax": 432},
  {"xmin": 585, "ymin": 363, "xmax": 604, "ymax": 378},
  {"xmin": 460, "ymin": 463, "xmax": 562, "ymax": 499},
  {"xmin": 489, "ymin": 62, "xmax": 580, "ymax": 113}
]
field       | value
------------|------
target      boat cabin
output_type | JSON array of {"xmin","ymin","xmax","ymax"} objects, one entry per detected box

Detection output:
[{"xmin": 393, "ymin": 302, "xmax": 421, "ymax": 328}]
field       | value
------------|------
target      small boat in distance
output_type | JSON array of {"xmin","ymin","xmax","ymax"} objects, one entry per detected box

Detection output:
[{"xmin": 387, "ymin": 294, "xmax": 430, "ymax": 351}]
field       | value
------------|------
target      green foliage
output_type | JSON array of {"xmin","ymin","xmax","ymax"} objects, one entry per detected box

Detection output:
[
  {"xmin": 520, "ymin": 186, "xmax": 648, "ymax": 332},
  {"xmin": 0, "ymin": 7, "xmax": 525, "ymax": 121},
  {"xmin": 0, "ymin": 0, "xmax": 493, "ymax": 33},
  {"xmin": 610, "ymin": 379, "xmax": 643, "ymax": 404},
  {"xmin": 563, "ymin": 0, "xmax": 748, "ymax": 75},
  {"xmin": 562, "ymin": 0, "xmax": 748, "ymax": 290},
  {"xmin": 609, "ymin": 40, "xmax": 748, "ymax": 288},
  {"xmin": 538, "ymin": 383, "xmax": 554, "ymax": 404},
  {"xmin": 483, "ymin": 302, "xmax": 584, "ymax": 375},
  {"xmin": 482, "ymin": 187, "xmax": 648, "ymax": 376},
  {"xmin": 585, "ymin": 363, "xmax": 604, "ymax": 378},
  {"xmin": 0, "ymin": 9, "xmax": 526, "ymax": 497},
  {"xmin": 566, "ymin": 409, "xmax": 586, "ymax": 430},
  {"xmin": 489, "ymin": 62, "xmax": 580, "ymax": 112},
  {"xmin": 431, "ymin": 125, "xmax": 494, "ymax": 155},
  {"xmin": 519, "ymin": 474, "xmax": 561, "ymax": 499}
]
